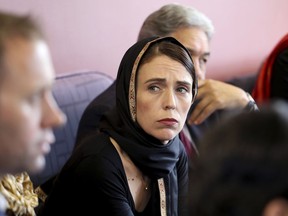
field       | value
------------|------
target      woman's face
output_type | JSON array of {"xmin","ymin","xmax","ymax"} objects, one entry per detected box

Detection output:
[{"xmin": 136, "ymin": 55, "xmax": 193, "ymax": 144}]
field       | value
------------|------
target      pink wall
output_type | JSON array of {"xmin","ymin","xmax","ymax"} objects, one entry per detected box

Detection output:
[{"xmin": 1, "ymin": 0, "xmax": 288, "ymax": 80}]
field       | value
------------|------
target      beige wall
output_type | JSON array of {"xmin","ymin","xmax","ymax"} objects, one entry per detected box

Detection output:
[{"xmin": 1, "ymin": 0, "xmax": 287, "ymax": 80}]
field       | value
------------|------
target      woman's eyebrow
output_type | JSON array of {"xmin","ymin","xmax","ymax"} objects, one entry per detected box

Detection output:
[
  {"xmin": 144, "ymin": 78, "xmax": 192, "ymax": 87},
  {"xmin": 177, "ymin": 80, "xmax": 192, "ymax": 87},
  {"xmin": 144, "ymin": 78, "xmax": 166, "ymax": 84}
]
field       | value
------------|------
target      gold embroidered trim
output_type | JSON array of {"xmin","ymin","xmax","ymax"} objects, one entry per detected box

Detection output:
[
  {"xmin": 158, "ymin": 178, "xmax": 167, "ymax": 216},
  {"xmin": 34, "ymin": 186, "xmax": 47, "ymax": 203},
  {"xmin": 129, "ymin": 38, "xmax": 162, "ymax": 121}
]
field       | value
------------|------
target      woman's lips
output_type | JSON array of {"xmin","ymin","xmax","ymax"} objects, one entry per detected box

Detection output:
[{"xmin": 158, "ymin": 118, "xmax": 178, "ymax": 126}]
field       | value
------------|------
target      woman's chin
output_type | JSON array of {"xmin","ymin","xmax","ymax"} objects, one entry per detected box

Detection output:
[{"xmin": 157, "ymin": 133, "xmax": 177, "ymax": 144}]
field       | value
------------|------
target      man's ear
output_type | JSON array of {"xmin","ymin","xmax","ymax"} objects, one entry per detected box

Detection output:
[{"xmin": 262, "ymin": 198, "xmax": 288, "ymax": 216}]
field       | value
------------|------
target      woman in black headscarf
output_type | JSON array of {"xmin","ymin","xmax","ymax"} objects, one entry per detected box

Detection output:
[{"xmin": 40, "ymin": 36, "xmax": 197, "ymax": 216}]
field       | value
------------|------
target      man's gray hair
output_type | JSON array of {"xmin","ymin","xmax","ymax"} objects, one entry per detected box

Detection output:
[{"xmin": 138, "ymin": 3, "xmax": 215, "ymax": 42}]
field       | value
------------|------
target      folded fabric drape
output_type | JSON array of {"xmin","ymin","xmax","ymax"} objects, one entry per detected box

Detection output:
[{"xmin": 252, "ymin": 33, "xmax": 288, "ymax": 103}]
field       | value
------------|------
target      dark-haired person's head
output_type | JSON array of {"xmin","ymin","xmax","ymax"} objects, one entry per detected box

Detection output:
[{"xmin": 190, "ymin": 100, "xmax": 288, "ymax": 216}]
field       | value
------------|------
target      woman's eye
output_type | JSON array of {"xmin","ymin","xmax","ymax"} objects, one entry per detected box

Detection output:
[
  {"xmin": 177, "ymin": 86, "xmax": 189, "ymax": 93},
  {"xmin": 148, "ymin": 85, "xmax": 160, "ymax": 92}
]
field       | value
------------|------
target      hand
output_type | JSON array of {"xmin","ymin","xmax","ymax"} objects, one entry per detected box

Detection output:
[{"xmin": 188, "ymin": 79, "xmax": 249, "ymax": 125}]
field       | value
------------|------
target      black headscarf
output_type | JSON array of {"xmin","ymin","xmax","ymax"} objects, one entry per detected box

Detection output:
[{"xmin": 100, "ymin": 36, "xmax": 195, "ymax": 179}]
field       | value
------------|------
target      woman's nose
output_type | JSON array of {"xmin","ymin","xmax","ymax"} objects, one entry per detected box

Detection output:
[{"xmin": 164, "ymin": 90, "xmax": 176, "ymax": 110}]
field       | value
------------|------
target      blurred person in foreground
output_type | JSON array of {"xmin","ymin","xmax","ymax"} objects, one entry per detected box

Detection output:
[
  {"xmin": 0, "ymin": 11, "xmax": 66, "ymax": 216},
  {"xmin": 190, "ymin": 100, "xmax": 288, "ymax": 216}
]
